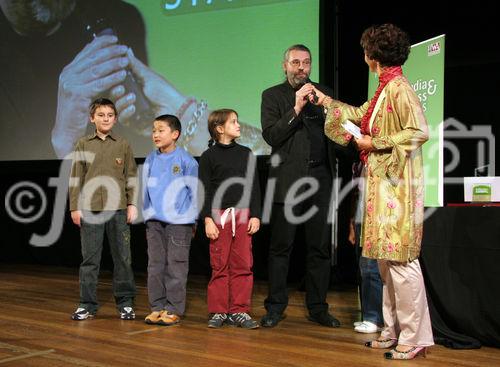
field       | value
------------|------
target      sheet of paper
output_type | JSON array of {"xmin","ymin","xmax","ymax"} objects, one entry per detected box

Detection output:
[{"xmin": 342, "ymin": 120, "xmax": 362, "ymax": 139}]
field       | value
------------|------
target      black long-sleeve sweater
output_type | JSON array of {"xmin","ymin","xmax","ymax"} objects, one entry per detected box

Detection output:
[{"xmin": 198, "ymin": 141, "xmax": 261, "ymax": 220}]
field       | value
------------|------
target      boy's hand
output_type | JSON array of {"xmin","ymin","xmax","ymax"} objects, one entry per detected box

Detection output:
[
  {"xmin": 247, "ymin": 217, "xmax": 260, "ymax": 235},
  {"xmin": 71, "ymin": 210, "xmax": 82, "ymax": 227},
  {"xmin": 127, "ymin": 205, "xmax": 137, "ymax": 224},
  {"xmin": 204, "ymin": 217, "xmax": 219, "ymax": 240}
]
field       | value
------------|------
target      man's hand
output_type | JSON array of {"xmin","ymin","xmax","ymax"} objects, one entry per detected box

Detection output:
[
  {"xmin": 348, "ymin": 219, "xmax": 356, "ymax": 246},
  {"xmin": 247, "ymin": 217, "xmax": 260, "ymax": 235},
  {"xmin": 126, "ymin": 205, "xmax": 138, "ymax": 224},
  {"xmin": 294, "ymin": 83, "xmax": 314, "ymax": 115},
  {"xmin": 71, "ymin": 210, "xmax": 82, "ymax": 227},
  {"xmin": 205, "ymin": 217, "xmax": 219, "ymax": 240},
  {"xmin": 52, "ymin": 35, "xmax": 129, "ymax": 158}
]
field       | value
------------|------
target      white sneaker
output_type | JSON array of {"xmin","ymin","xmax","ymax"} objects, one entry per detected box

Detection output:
[
  {"xmin": 71, "ymin": 307, "xmax": 94, "ymax": 321},
  {"xmin": 119, "ymin": 306, "xmax": 136, "ymax": 320},
  {"xmin": 354, "ymin": 321, "xmax": 382, "ymax": 333}
]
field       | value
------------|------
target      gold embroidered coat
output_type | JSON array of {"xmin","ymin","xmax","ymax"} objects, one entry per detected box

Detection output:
[{"xmin": 325, "ymin": 76, "xmax": 429, "ymax": 262}]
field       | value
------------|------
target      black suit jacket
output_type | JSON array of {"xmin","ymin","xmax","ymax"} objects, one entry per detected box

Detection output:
[{"xmin": 261, "ymin": 80, "xmax": 337, "ymax": 203}]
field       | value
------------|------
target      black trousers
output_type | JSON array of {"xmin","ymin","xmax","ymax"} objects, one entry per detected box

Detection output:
[{"xmin": 264, "ymin": 165, "xmax": 332, "ymax": 315}]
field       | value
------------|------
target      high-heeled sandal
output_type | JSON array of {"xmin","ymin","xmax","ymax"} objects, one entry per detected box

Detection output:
[
  {"xmin": 384, "ymin": 346, "xmax": 427, "ymax": 360},
  {"xmin": 364, "ymin": 338, "xmax": 397, "ymax": 349}
]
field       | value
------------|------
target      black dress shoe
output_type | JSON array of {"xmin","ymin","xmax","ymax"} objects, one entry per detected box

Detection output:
[
  {"xmin": 308, "ymin": 312, "xmax": 341, "ymax": 328},
  {"xmin": 260, "ymin": 312, "xmax": 284, "ymax": 328}
]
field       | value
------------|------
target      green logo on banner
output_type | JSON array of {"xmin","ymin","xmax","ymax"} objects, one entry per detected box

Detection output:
[
  {"xmin": 427, "ymin": 41, "xmax": 441, "ymax": 56},
  {"xmin": 472, "ymin": 184, "xmax": 491, "ymax": 202}
]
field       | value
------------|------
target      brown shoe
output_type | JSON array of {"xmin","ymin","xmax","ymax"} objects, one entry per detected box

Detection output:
[
  {"xmin": 159, "ymin": 311, "xmax": 181, "ymax": 326},
  {"xmin": 145, "ymin": 311, "xmax": 163, "ymax": 325}
]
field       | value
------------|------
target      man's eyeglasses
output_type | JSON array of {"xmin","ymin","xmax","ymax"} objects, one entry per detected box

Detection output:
[{"xmin": 288, "ymin": 59, "xmax": 311, "ymax": 67}]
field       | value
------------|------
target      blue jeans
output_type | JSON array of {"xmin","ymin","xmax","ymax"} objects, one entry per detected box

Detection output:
[
  {"xmin": 355, "ymin": 224, "xmax": 383, "ymax": 326},
  {"xmin": 79, "ymin": 210, "xmax": 136, "ymax": 313}
]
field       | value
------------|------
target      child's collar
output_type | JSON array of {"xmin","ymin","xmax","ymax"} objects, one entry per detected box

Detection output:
[{"xmin": 89, "ymin": 130, "xmax": 116, "ymax": 141}]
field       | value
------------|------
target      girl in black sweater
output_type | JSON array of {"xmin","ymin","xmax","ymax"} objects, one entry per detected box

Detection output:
[{"xmin": 198, "ymin": 109, "xmax": 261, "ymax": 329}]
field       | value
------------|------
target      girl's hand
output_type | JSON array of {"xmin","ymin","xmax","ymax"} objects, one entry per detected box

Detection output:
[
  {"xmin": 205, "ymin": 217, "xmax": 219, "ymax": 240},
  {"xmin": 247, "ymin": 217, "xmax": 260, "ymax": 235}
]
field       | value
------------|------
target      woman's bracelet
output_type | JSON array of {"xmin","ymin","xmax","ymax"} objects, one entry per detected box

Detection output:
[
  {"xmin": 181, "ymin": 99, "xmax": 208, "ymax": 147},
  {"xmin": 176, "ymin": 97, "xmax": 197, "ymax": 121},
  {"xmin": 322, "ymin": 96, "xmax": 333, "ymax": 107}
]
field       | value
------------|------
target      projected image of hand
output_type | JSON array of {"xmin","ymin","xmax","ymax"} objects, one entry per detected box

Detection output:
[
  {"xmin": 51, "ymin": 35, "xmax": 129, "ymax": 158},
  {"xmin": 122, "ymin": 48, "xmax": 211, "ymax": 156},
  {"xmin": 114, "ymin": 49, "xmax": 184, "ymax": 121}
]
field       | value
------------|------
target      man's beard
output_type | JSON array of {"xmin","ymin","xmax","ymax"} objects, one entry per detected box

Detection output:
[
  {"xmin": 29, "ymin": 0, "xmax": 76, "ymax": 24},
  {"xmin": 8, "ymin": 0, "xmax": 76, "ymax": 36},
  {"xmin": 287, "ymin": 71, "xmax": 310, "ymax": 89}
]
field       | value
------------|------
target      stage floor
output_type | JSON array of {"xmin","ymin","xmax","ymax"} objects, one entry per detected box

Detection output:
[{"xmin": 0, "ymin": 265, "xmax": 498, "ymax": 366}]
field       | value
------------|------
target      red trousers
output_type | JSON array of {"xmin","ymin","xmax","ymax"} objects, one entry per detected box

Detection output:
[{"xmin": 207, "ymin": 208, "xmax": 253, "ymax": 313}]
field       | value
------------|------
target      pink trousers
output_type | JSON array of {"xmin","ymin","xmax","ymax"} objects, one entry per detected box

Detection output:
[{"xmin": 378, "ymin": 259, "xmax": 434, "ymax": 346}]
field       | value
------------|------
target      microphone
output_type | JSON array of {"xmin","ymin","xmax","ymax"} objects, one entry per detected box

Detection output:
[
  {"xmin": 302, "ymin": 89, "xmax": 318, "ymax": 104},
  {"xmin": 310, "ymin": 90, "xmax": 319, "ymax": 104},
  {"xmin": 300, "ymin": 79, "xmax": 319, "ymax": 104}
]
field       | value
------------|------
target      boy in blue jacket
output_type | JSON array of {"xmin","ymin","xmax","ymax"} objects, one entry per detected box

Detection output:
[{"xmin": 142, "ymin": 114, "xmax": 198, "ymax": 325}]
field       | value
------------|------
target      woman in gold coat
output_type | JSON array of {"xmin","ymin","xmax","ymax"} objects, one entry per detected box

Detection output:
[{"xmin": 311, "ymin": 24, "xmax": 434, "ymax": 360}]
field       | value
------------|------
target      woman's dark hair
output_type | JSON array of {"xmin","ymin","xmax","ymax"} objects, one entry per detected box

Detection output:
[
  {"xmin": 207, "ymin": 108, "xmax": 238, "ymax": 147},
  {"xmin": 360, "ymin": 23, "xmax": 411, "ymax": 67}
]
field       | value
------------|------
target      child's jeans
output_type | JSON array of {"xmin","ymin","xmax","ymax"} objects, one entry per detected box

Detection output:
[{"xmin": 79, "ymin": 210, "xmax": 136, "ymax": 313}]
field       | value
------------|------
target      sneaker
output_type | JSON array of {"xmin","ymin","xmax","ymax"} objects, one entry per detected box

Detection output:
[
  {"xmin": 119, "ymin": 306, "xmax": 136, "ymax": 320},
  {"xmin": 227, "ymin": 312, "xmax": 259, "ymax": 329},
  {"xmin": 208, "ymin": 313, "xmax": 227, "ymax": 328},
  {"xmin": 354, "ymin": 321, "xmax": 382, "ymax": 333},
  {"xmin": 71, "ymin": 307, "xmax": 94, "ymax": 321}
]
